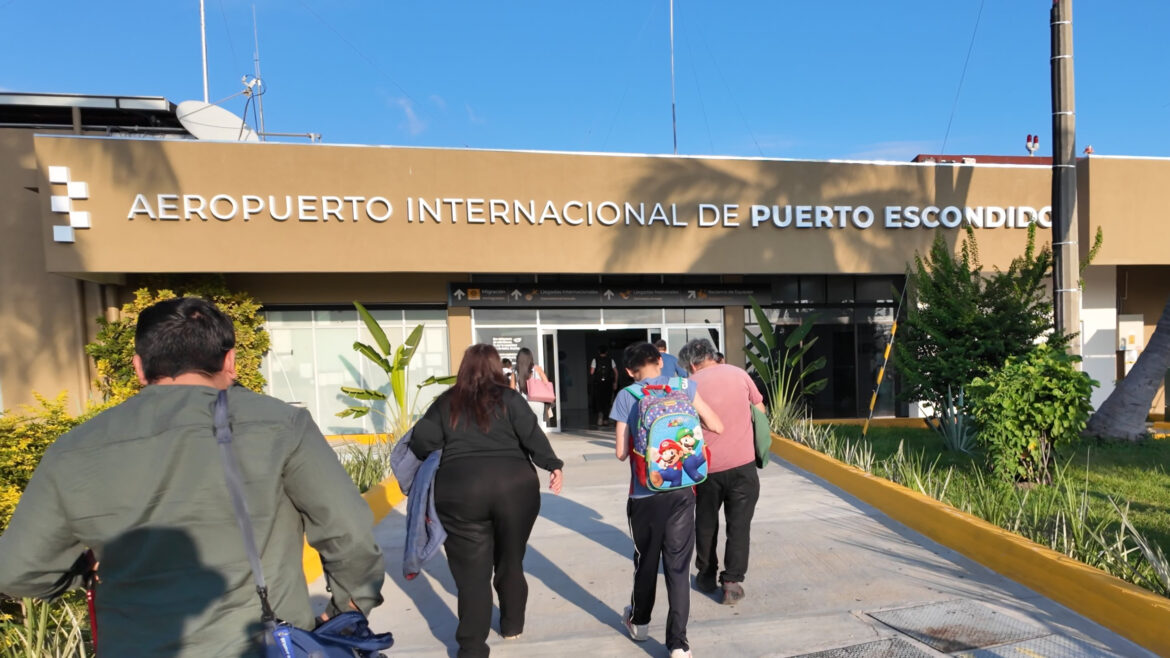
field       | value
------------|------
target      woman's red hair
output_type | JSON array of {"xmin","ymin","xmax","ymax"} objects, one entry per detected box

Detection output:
[{"xmin": 448, "ymin": 343, "xmax": 510, "ymax": 431}]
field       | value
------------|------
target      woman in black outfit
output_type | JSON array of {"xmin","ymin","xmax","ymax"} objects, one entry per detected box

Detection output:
[{"xmin": 411, "ymin": 344, "xmax": 564, "ymax": 658}]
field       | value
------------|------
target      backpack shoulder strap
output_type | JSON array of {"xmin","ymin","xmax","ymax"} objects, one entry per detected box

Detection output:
[{"xmin": 624, "ymin": 383, "xmax": 645, "ymax": 400}]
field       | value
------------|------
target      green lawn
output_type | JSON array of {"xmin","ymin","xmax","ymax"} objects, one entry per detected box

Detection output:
[{"xmin": 834, "ymin": 425, "xmax": 1170, "ymax": 552}]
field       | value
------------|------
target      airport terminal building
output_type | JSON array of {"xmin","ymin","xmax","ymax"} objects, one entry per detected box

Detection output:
[{"xmin": 2, "ymin": 92, "xmax": 1167, "ymax": 433}]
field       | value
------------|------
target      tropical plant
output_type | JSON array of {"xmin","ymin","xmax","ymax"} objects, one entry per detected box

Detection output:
[
  {"xmin": 969, "ymin": 344, "xmax": 1097, "ymax": 483},
  {"xmin": 894, "ymin": 224, "xmax": 1076, "ymax": 416},
  {"xmin": 926, "ymin": 386, "xmax": 978, "ymax": 454},
  {"xmin": 744, "ymin": 297, "xmax": 827, "ymax": 435},
  {"xmin": 0, "ymin": 595, "xmax": 91, "ymax": 657},
  {"xmin": 336, "ymin": 302, "xmax": 455, "ymax": 441},
  {"xmin": 339, "ymin": 441, "xmax": 395, "ymax": 494},
  {"xmin": 85, "ymin": 277, "xmax": 269, "ymax": 404},
  {"xmin": 1086, "ymin": 294, "xmax": 1170, "ymax": 441}
]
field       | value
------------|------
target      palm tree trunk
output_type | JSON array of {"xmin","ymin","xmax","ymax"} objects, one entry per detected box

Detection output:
[{"xmin": 1085, "ymin": 294, "xmax": 1170, "ymax": 440}]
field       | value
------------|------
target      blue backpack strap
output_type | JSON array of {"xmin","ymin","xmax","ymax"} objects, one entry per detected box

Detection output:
[
  {"xmin": 667, "ymin": 377, "xmax": 687, "ymax": 392},
  {"xmin": 624, "ymin": 383, "xmax": 645, "ymax": 400}
]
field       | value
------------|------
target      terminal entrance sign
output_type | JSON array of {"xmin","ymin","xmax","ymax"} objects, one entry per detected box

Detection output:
[{"xmin": 448, "ymin": 283, "xmax": 769, "ymax": 307}]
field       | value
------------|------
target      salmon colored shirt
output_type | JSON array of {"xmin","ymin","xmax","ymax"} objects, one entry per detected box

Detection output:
[{"xmin": 688, "ymin": 364, "xmax": 764, "ymax": 472}]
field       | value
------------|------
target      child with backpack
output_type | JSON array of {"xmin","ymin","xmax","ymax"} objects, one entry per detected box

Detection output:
[{"xmin": 609, "ymin": 342, "xmax": 723, "ymax": 658}]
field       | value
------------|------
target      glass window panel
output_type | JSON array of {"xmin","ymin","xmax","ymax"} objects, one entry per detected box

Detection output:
[
  {"xmin": 472, "ymin": 309, "xmax": 538, "ymax": 325},
  {"xmin": 773, "ymin": 277, "xmax": 800, "ymax": 304},
  {"xmin": 316, "ymin": 309, "xmax": 357, "ymax": 326},
  {"xmin": 264, "ymin": 326, "xmax": 317, "ymax": 418},
  {"xmin": 369, "ymin": 309, "xmax": 404, "ymax": 326},
  {"xmin": 827, "ymin": 276, "xmax": 854, "ymax": 304},
  {"xmin": 405, "ymin": 308, "xmax": 448, "ymax": 324},
  {"xmin": 687, "ymin": 327, "xmax": 722, "ymax": 351},
  {"xmin": 316, "ymin": 326, "xmax": 367, "ymax": 434},
  {"xmin": 474, "ymin": 327, "xmax": 539, "ymax": 367},
  {"xmin": 604, "ymin": 308, "xmax": 662, "ymax": 325},
  {"xmin": 684, "ymin": 308, "xmax": 721, "ymax": 324},
  {"xmin": 856, "ymin": 276, "xmax": 901, "ymax": 303},
  {"xmin": 664, "ymin": 309, "xmax": 685, "ymax": 323},
  {"xmin": 266, "ymin": 309, "xmax": 312, "ymax": 327},
  {"xmin": 799, "ymin": 276, "xmax": 826, "ymax": 304},
  {"xmin": 538, "ymin": 308, "xmax": 601, "ymax": 324},
  {"xmin": 665, "ymin": 329, "xmax": 689, "ymax": 362}
]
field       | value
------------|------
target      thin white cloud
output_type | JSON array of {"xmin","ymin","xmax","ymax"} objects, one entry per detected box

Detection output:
[
  {"xmin": 429, "ymin": 94, "xmax": 446, "ymax": 111},
  {"xmin": 395, "ymin": 98, "xmax": 427, "ymax": 136},
  {"xmin": 465, "ymin": 103, "xmax": 485, "ymax": 125},
  {"xmin": 843, "ymin": 140, "xmax": 937, "ymax": 162}
]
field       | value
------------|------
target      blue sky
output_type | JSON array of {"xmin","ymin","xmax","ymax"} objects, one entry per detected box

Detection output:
[{"xmin": 2, "ymin": 1, "xmax": 1168, "ymax": 160}]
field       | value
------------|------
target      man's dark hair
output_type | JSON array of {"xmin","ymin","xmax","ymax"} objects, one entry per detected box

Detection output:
[
  {"xmin": 598, "ymin": 346, "xmax": 609, "ymax": 356},
  {"xmin": 653, "ymin": 339, "xmax": 667, "ymax": 350},
  {"xmin": 135, "ymin": 297, "xmax": 235, "ymax": 382},
  {"xmin": 624, "ymin": 342, "xmax": 662, "ymax": 373}
]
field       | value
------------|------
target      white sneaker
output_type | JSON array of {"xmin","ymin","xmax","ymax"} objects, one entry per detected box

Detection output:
[
  {"xmin": 669, "ymin": 649, "xmax": 693, "ymax": 658},
  {"xmin": 622, "ymin": 606, "xmax": 648, "ymax": 642}
]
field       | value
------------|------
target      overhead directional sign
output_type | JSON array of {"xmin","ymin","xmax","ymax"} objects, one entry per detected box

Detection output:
[{"xmin": 448, "ymin": 283, "xmax": 770, "ymax": 307}]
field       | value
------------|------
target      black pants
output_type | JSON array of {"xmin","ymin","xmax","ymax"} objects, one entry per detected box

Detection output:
[
  {"xmin": 627, "ymin": 489, "xmax": 695, "ymax": 652},
  {"xmin": 694, "ymin": 462, "xmax": 760, "ymax": 584},
  {"xmin": 435, "ymin": 457, "xmax": 541, "ymax": 658}
]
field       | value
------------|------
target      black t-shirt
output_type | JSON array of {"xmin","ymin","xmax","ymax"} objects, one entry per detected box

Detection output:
[{"xmin": 410, "ymin": 386, "xmax": 564, "ymax": 472}]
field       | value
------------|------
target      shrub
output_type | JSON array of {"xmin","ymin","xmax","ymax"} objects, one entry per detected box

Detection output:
[
  {"xmin": 85, "ymin": 278, "xmax": 269, "ymax": 403},
  {"xmin": 969, "ymin": 344, "xmax": 1097, "ymax": 483},
  {"xmin": 0, "ymin": 394, "xmax": 108, "ymax": 531},
  {"xmin": 894, "ymin": 225, "xmax": 1072, "ymax": 416},
  {"xmin": 927, "ymin": 386, "xmax": 978, "ymax": 454}
]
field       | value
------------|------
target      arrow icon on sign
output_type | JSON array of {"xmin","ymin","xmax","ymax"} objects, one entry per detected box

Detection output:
[
  {"xmin": 687, "ymin": 290, "xmax": 696, "ymax": 299},
  {"xmin": 603, "ymin": 290, "xmax": 614, "ymax": 299},
  {"xmin": 453, "ymin": 289, "xmax": 466, "ymax": 300},
  {"xmin": 510, "ymin": 289, "xmax": 522, "ymax": 300}
]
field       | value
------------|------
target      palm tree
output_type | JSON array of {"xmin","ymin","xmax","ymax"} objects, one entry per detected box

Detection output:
[{"xmin": 1085, "ymin": 294, "xmax": 1170, "ymax": 440}]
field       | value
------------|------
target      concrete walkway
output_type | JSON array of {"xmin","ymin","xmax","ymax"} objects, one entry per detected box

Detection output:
[{"xmin": 344, "ymin": 431, "xmax": 1154, "ymax": 657}]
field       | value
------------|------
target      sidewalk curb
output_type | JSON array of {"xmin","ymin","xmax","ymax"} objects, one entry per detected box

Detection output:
[
  {"xmin": 302, "ymin": 476, "xmax": 406, "ymax": 583},
  {"xmin": 771, "ymin": 433, "xmax": 1170, "ymax": 656}
]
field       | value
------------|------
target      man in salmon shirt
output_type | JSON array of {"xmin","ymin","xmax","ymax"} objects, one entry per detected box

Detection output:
[{"xmin": 677, "ymin": 338, "xmax": 765, "ymax": 605}]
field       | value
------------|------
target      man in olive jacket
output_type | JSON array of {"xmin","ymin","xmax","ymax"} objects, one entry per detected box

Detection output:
[{"xmin": 0, "ymin": 297, "xmax": 385, "ymax": 656}]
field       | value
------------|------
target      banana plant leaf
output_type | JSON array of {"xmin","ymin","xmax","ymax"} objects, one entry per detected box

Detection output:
[{"xmin": 355, "ymin": 301, "xmax": 391, "ymax": 356}]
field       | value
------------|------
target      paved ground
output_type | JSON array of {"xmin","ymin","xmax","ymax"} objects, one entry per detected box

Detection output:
[{"xmin": 316, "ymin": 431, "xmax": 1155, "ymax": 657}]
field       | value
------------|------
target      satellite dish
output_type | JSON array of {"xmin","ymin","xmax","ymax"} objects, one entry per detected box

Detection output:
[{"xmin": 176, "ymin": 100, "xmax": 260, "ymax": 142}]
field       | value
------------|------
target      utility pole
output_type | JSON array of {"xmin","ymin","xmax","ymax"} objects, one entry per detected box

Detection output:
[{"xmin": 1050, "ymin": 0, "xmax": 1081, "ymax": 355}]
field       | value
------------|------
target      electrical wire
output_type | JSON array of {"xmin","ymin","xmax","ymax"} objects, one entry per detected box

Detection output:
[
  {"xmin": 941, "ymin": 0, "xmax": 986, "ymax": 154},
  {"xmin": 700, "ymin": 35, "xmax": 763, "ymax": 156},
  {"xmin": 295, "ymin": 0, "xmax": 416, "ymax": 104},
  {"xmin": 596, "ymin": 3, "xmax": 660, "ymax": 151},
  {"xmin": 217, "ymin": 0, "xmax": 241, "ymax": 75},
  {"xmin": 681, "ymin": 8, "xmax": 715, "ymax": 154}
]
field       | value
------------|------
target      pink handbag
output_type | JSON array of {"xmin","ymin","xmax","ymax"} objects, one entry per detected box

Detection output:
[{"xmin": 526, "ymin": 376, "xmax": 556, "ymax": 404}]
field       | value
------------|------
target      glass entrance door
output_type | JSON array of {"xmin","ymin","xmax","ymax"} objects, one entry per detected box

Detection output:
[{"xmin": 540, "ymin": 329, "xmax": 559, "ymax": 430}]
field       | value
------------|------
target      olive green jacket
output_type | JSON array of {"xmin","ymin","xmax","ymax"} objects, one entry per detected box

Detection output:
[{"xmin": 0, "ymin": 385, "xmax": 384, "ymax": 657}]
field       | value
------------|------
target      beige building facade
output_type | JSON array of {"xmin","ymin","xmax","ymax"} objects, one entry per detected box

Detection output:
[{"xmin": 2, "ymin": 94, "xmax": 1167, "ymax": 431}]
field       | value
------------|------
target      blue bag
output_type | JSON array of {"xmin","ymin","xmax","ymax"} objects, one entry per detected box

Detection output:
[{"xmin": 213, "ymin": 390, "xmax": 394, "ymax": 657}]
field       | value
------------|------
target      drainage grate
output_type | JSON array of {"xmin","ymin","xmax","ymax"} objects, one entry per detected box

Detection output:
[
  {"xmin": 868, "ymin": 600, "xmax": 1048, "ymax": 653},
  {"xmin": 789, "ymin": 637, "xmax": 935, "ymax": 658},
  {"xmin": 956, "ymin": 634, "xmax": 1121, "ymax": 658}
]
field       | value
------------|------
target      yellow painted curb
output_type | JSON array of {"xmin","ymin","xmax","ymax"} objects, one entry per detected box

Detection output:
[
  {"xmin": 302, "ymin": 476, "xmax": 406, "ymax": 583},
  {"xmin": 324, "ymin": 433, "xmax": 390, "ymax": 447},
  {"xmin": 771, "ymin": 434, "xmax": 1170, "ymax": 656}
]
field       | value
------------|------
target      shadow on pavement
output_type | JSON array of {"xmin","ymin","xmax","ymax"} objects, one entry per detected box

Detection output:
[
  {"xmin": 525, "ymin": 546, "xmax": 667, "ymax": 656},
  {"xmin": 540, "ymin": 491, "xmax": 630, "ymax": 559}
]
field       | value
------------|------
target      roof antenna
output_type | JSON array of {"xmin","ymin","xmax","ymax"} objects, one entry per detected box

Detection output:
[
  {"xmin": 252, "ymin": 4, "xmax": 266, "ymax": 139},
  {"xmin": 199, "ymin": 0, "xmax": 210, "ymax": 102}
]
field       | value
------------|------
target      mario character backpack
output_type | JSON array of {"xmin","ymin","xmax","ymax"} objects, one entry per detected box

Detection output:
[{"xmin": 626, "ymin": 377, "xmax": 709, "ymax": 492}]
